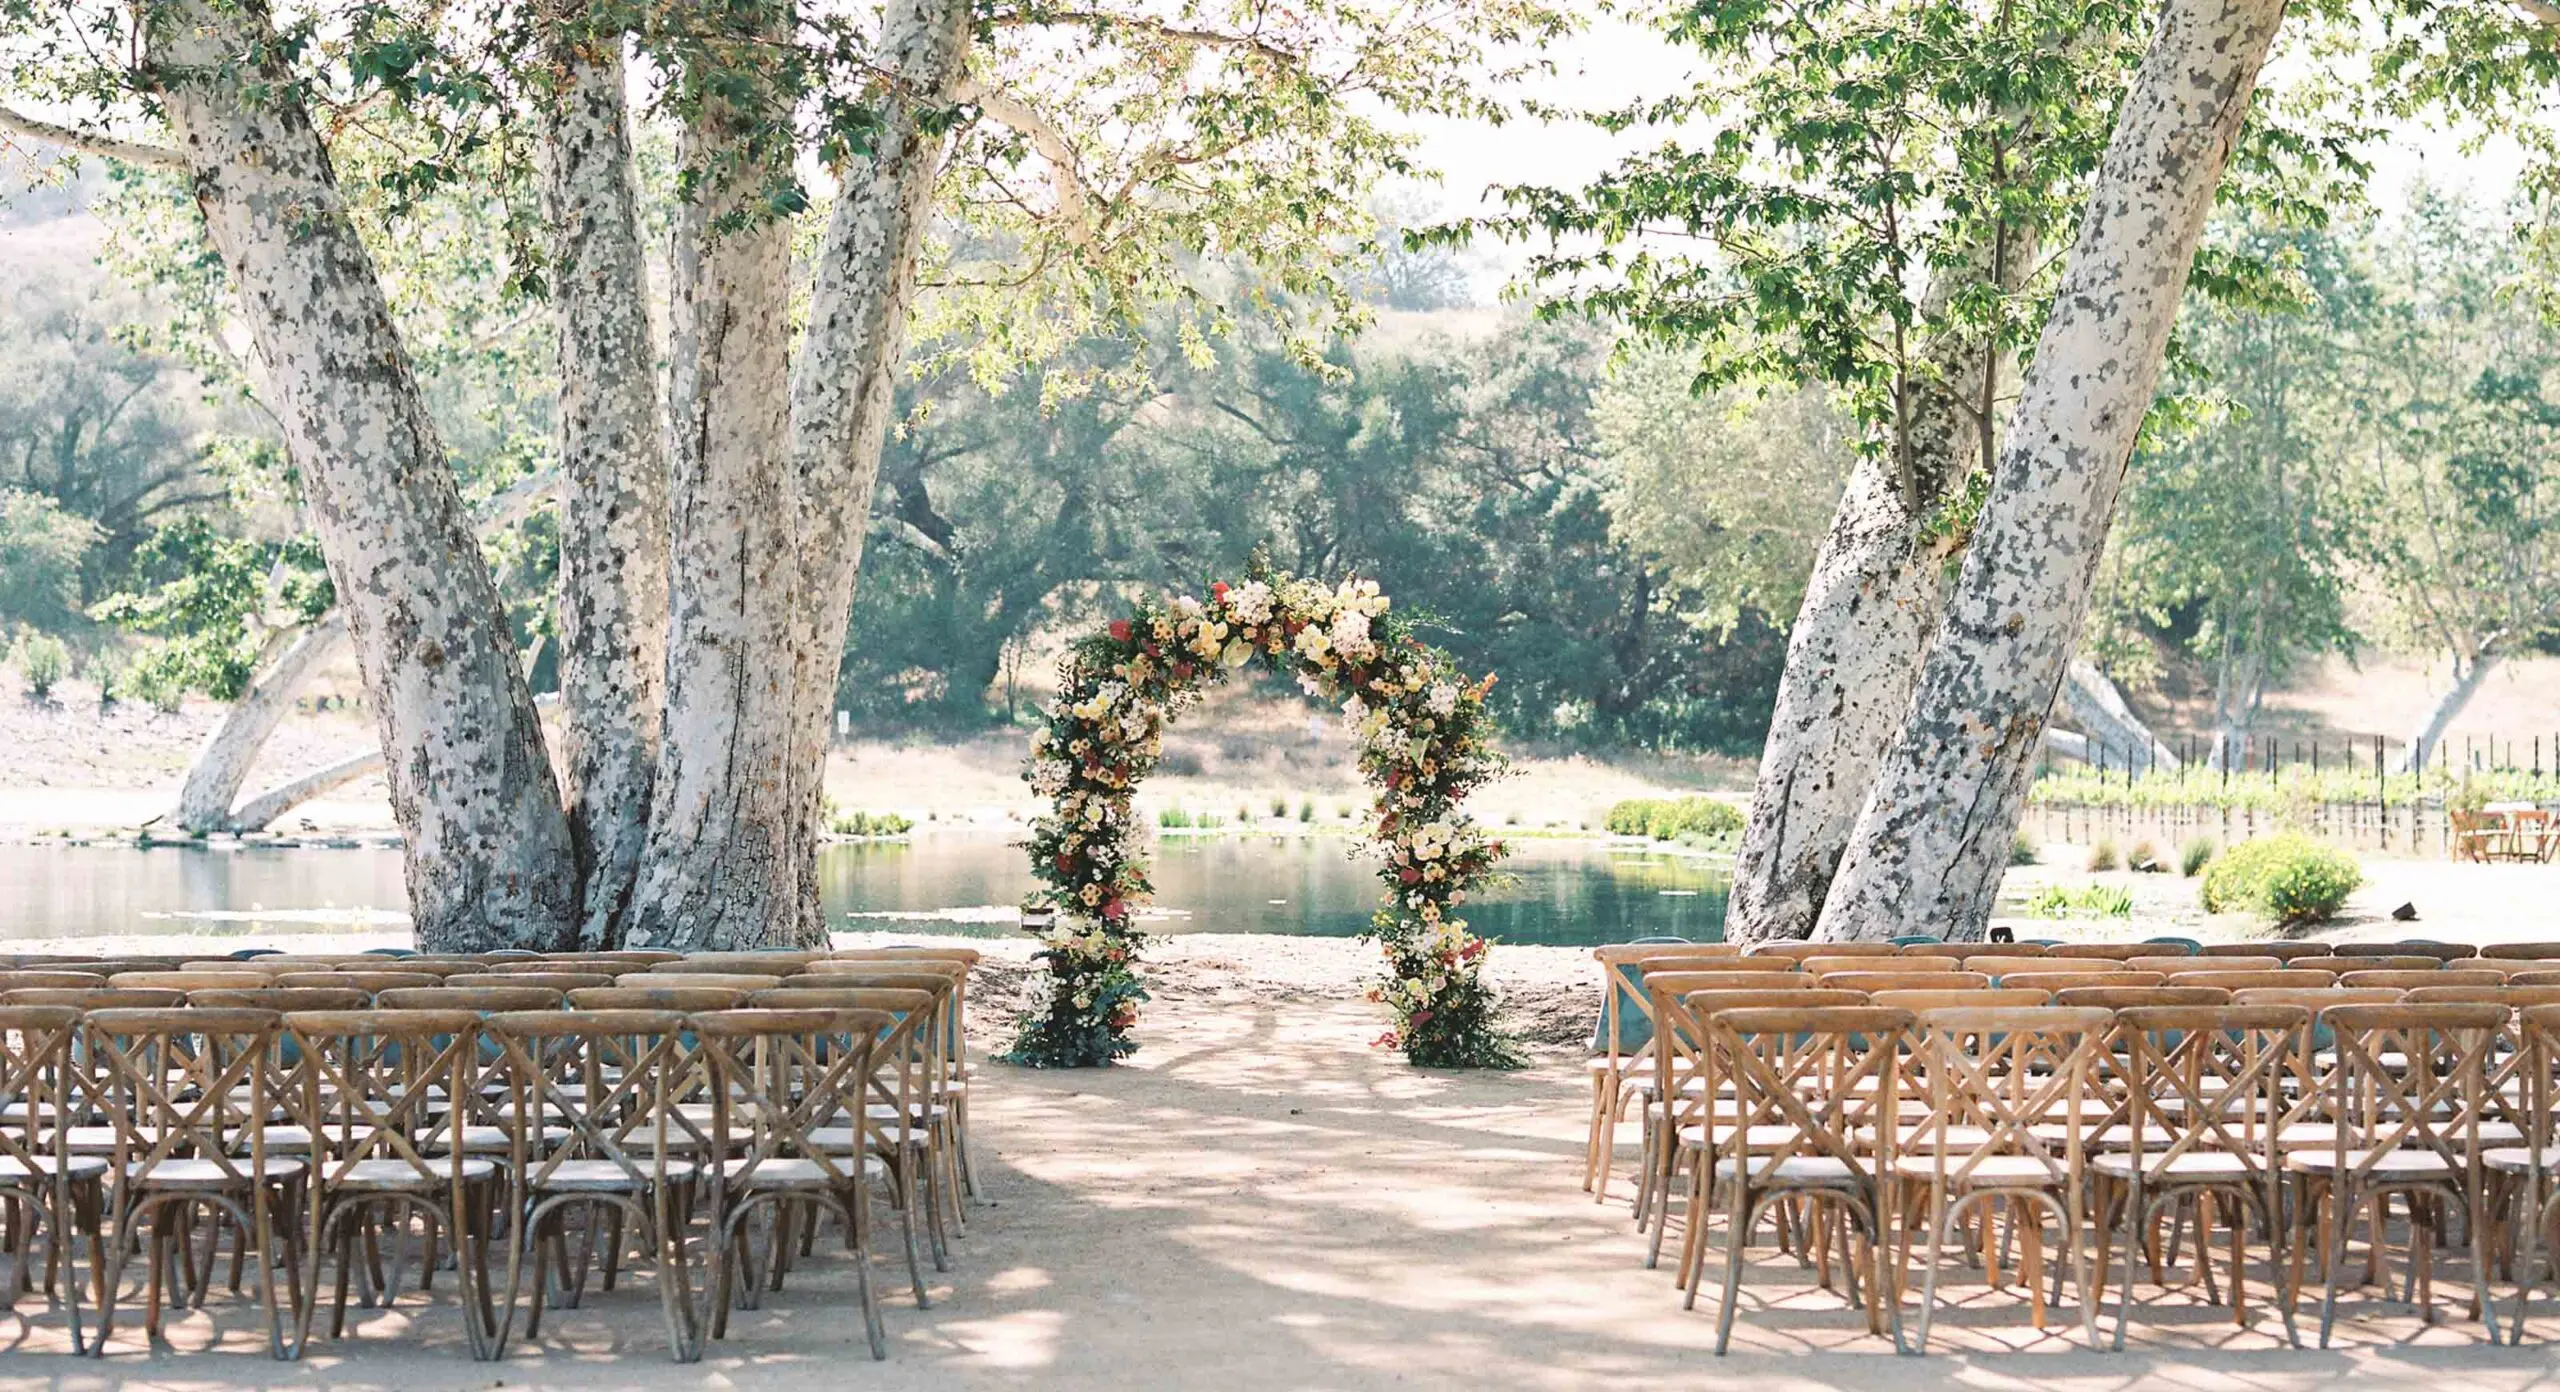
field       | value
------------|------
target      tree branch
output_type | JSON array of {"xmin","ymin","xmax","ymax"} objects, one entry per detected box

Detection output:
[
  {"xmin": 2514, "ymin": 0, "xmax": 2560, "ymax": 30},
  {"xmin": 0, "ymin": 105, "xmax": 185, "ymax": 172},
  {"xmin": 952, "ymin": 78, "xmax": 1096, "ymax": 247},
  {"xmin": 984, "ymin": 9, "xmax": 1301, "ymax": 64}
]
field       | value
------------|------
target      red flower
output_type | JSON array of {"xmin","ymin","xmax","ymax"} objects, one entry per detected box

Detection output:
[
  {"xmin": 1371, "ymin": 1030, "xmax": 1401, "ymax": 1049},
  {"xmin": 1101, "ymin": 898, "xmax": 1129, "ymax": 922},
  {"xmin": 1460, "ymin": 939, "xmax": 1486, "ymax": 962},
  {"xmin": 1054, "ymin": 853, "xmax": 1076, "ymax": 873},
  {"xmin": 1398, "ymin": 866, "xmax": 1421, "ymax": 885},
  {"xmin": 1211, "ymin": 581, "xmax": 1229, "ymax": 600},
  {"xmin": 1409, "ymin": 1009, "xmax": 1434, "ymax": 1028},
  {"xmin": 1109, "ymin": 619, "xmax": 1132, "ymax": 642}
]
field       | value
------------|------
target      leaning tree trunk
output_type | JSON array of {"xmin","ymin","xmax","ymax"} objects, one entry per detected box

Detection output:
[
  {"xmin": 2061, "ymin": 660, "xmax": 2180, "ymax": 772},
  {"xmin": 146, "ymin": 0, "xmax": 579, "ymax": 951},
  {"xmin": 1813, "ymin": 0, "xmax": 2289, "ymax": 942},
  {"xmin": 539, "ymin": 26, "xmax": 672, "ymax": 950},
  {"xmin": 166, "ymin": 470, "xmax": 558, "ymax": 835},
  {"xmin": 2399, "ymin": 640, "xmax": 2502, "ymax": 773},
  {"xmin": 625, "ymin": 49, "xmax": 807, "ymax": 952},
  {"xmin": 1723, "ymin": 235, "xmax": 2020, "ymax": 944},
  {"xmin": 782, "ymin": 0, "xmax": 977, "ymax": 937}
]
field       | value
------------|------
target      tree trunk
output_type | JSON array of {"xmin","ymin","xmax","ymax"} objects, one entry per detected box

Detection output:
[
  {"xmin": 170, "ymin": 612, "xmax": 346, "ymax": 833},
  {"xmin": 146, "ymin": 0, "xmax": 579, "ymax": 952},
  {"xmin": 230, "ymin": 749, "xmax": 385, "ymax": 833},
  {"xmin": 1723, "ymin": 236, "xmax": 2017, "ymax": 944},
  {"xmin": 1813, "ymin": 0, "xmax": 2288, "ymax": 942},
  {"xmin": 781, "ymin": 0, "xmax": 977, "ymax": 936},
  {"xmin": 2060, "ymin": 659, "xmax": 2180, "ymax": 772},
  {"xmin": 539, "ymin": 28, "xmax": 671, "ymax": 950},
  {"xmin": 626, "ymin": 49, "xmax": 807, "ymax": 952},
  {"xmin": 2400, "ymin": 642, "xmax": 2502, "ymax": 772},
  {"xmin": 165, "ymin": 471, "xmax": 560, "ymax": 835}
]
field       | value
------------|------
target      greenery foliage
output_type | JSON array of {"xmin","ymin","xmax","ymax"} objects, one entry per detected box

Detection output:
[
  {"xmin": 2085, "ymin": 839, "xmax": 2122, "ymax": 873},
  {"xmin": 2024, "ymin": 883, "xmax": 2134, "ymax": 919},
  {"xmin": 0, "ymin": 489, "xmax": 100, "ymax": 634},
  {"xmin": 2179, "ymin": 836, "xmax": 2218, "ymax": 878},
  {"xmin": 826, "ymin": 808, "xmax": 914, "ymax": 838},
  {"xmin": 9, "ymin": 630, "xmax": 69, "ymax": 699},
  {"xmin": 1603, "ymin": 796, "xmax": 1743, "ymax": 843},
  {"xmin": 2199, "ymin": 833, "xmax": 2362, "ymax": 923},
  {"xmin": 1007, "ymin": 563, "xmax": 1523, "ymax": 1070}
]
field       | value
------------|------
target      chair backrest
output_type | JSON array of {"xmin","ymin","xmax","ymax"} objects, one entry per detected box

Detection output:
[
  {"xmin": 1965, "ymin": 956, "xmax": 2114, "ymax": 979},
  {"xmin": 0, "ymin": 1006, "xmax": 82, "ymax": 1203},
  {"xmin": 1587, "ymin": 943, "xmax": 1719, "ymax": 1056},
  {"xmin": 484, "ymin": 1008, "xmax": 701, "ymax": 1194},
  {"xmin": 176, "ymin": 961, "xmax": 287, "ymax": 975},
  {"xmin": 2229, "ymin": 986, "xmax": 2406, "ymax": 1010},
  {"xmin": 0, "ymin": 987, "xmax": 185, "ymax": 1008},
  {"xmin": 687, "ymin": 1006, "xmax": 893, "ymax": 1199},
  {"xmin": 2053, "ymin": 985, "xmax": 2233, "ymax": 1008},
  {"xmin": 626, "ymin": 972, "xmax": 791, "ymax": 992},
  {"xmin": 2003, "ymin": 971, "xmax": 2163, "ymax": 993},
  {"xmin": 1822, "ymin": 971, "xmax": 1990, "ymax": 995},
  {"xmin": 2292, "ymin": 955, "xmax": 2437, "ymax": 974},
  {"xmin": 2115, "ymin": 1004, "xmax": 2306, "ymax": 1175},
  {"xmin": 1893, "ymin": 943, "xmax": 1980, "ymax": 959},
  {"xmin": 2468, "ymin": 959, "xmax": 2556, "ymax": 979},
  {"xmin": 186, "ymin": 986, "xmax": 370, "ymax": 1011},
  {"xmin": 2197, "ymin": 941, "xmax": 2325, "ymax": 960},
  {"xmin": 269, "ymin": 971, "xmax": 442, "ymax": 994},
  {"xmin": 1901, "ymin": 1006, "xmax": 2112, "ymax": 1187},
  {"xmin": 570, "ymin": 985, "xmax": 753, "ymax": 1011},
  {"xmin": 376, "ymin": 985, "xmax": 566, "ymax": 1012},
  {"xmin": 2047, "ymin": 943, "xmax": 2170, "ymax": 961},
  {"xmin": 2482, "ymin": 943, "xmax": 2560, "ymax": 961},
  {"xmin": 1707, "ymin": 1005, "xmax": 1912, "ymax": 1190},
  {"xmin": 2314, "ymin": 1004, "xmax": 2503, "ymax": 1180},
  {"xmin": 1639, "ymin": 955, "xmax": 1796, "ymax": 975},
  {"xmin": 1871, "ymin": 987, "xmax": 2052, "ymax": 1010},
  {"xmin": 2139, "ymin": 954, "xmax": 2277, "ymax": 974},
  {"xmin": 1808, "ymin": 956, "xmax": 1959, "ymax": 978},
  {"xmin": 282, "ymin": 1009, "xmax": 482, "ymax": 1208},
  {"xmin": 83, "ymin": 1007, "xmax": 286, "ymax": 1190},
  {"xmin": 467, "ymin": 959, "xmax": 653, "ymax": 978},
  {"xmin": 1645, "ymin": 971, "xmax": 1808, "ymax": 999},
  {"xmin": 109, "ymin": 971, "xmax": 279, "ymax": 991},
  {"xmin": 2335, "ymin": 941, "xmax": 2476, "ymax": 962},
  {"xmin": 645, "ymin": 958, "xmax": 804, "ymax": 977},
  {"xmin": 2342, "ymin": 969, "xmax": 2501, "ymax": 991},
  {"xmin": 828, "ymin": 946, "xmax": 985, "ymax": 965},
  {"xmin": 2164, "ymin": 970, "xmax": 2312, "ymax": 991},
  {"xmin": 1742, "ymin": 942, "xmax": 1889, "ymax": 962},
  {"xmin": 441, "ymin": 971, "xmax": 618, "ymax": 993},
  {"xmin": 0, "ymin": 970, "xmax": 108, "ymax": 990}
]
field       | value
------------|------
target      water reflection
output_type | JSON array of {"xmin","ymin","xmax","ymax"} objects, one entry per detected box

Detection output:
[{"xmin": 0, "ymin": 832, "xmax": 1730, "ymax": 948}]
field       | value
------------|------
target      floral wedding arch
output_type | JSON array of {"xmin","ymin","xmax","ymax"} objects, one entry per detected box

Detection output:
[{"xmin": 1004, "ymin": 566, "xmax": 1525, "ymax": 1069}]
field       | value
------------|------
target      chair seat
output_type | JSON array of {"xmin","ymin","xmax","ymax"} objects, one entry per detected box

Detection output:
[
  {"xmin": 1890, "ymin": 1154, "xmax": 2067, "ymax": 1185},
  {"xmin": 429, "ymin": 1124, "xmax": 570, "ymax": 1154},
  {"xmin": 1859, "ymin": 1125, "xmax": 1994, "ymax": 1151},
  {"xmin": 2088, "ymin": 1150, "xmax": 2261, "ymax": 1180},
  {"xmin": 717, "ymin": 1155, "xmax": 888, "ymax": 1190},
  {"xmin": 329, "ymin": 1157, "xmax": 498, "ymax": 1193},
  {"xmin": 1713, "ymin": 1154, "xmax": 1864, "ymax": 1188},
  {"xmin": 2285, "ymin": 1148, "xmax": 2458, "ymax": 1180},
  {"xmin": 61, "ymin": 1126, "xmax": 158, "ymax": 1155},
  {"xmin": 804, "ymin": 1125, "xmax": 925, "ymax": 1154},
  {"xmin": 130, "ymin": 1158, "xmax": 308, "ymax": 1190},
  {"xmin": 2029, "ymin": 1123, "xmax": 2175, "ymax": 1153},
  {"xmin": 530, "ymin": 1158, "xmax": 700, "ymax": 1193},
  {"xmin": 1677, "ymin": 1123, "xmax": 1806, "ymax": 1151},
  {"xmin": 2483, "ymin": 1146, "xmax": 2560, "ymax": 1175},
  {"xmin": 0, "ymin": 1155, "xmax": 109, "ymax": 1181}
]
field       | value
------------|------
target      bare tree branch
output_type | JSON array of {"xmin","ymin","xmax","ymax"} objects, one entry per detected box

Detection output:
[
  {"xmin": 953, "ymin": 78, "xmax": 1096, "ymax": 247},
  {"xmin": 2514, "ymin": 0, "xmax": 2560, "ymax": 29},
  {"xmin": 0, "ymin": 104, "xmax": 185, "ymax": 172}
]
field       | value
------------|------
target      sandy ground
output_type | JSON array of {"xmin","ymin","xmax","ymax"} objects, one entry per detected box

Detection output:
[{"xmin": 6, "ymin": 982, "xmax": 2560, "ymax": 1389}]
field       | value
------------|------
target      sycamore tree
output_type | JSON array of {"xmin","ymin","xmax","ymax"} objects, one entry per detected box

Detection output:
[{"xmin": 0, "ymin": 0, "xmax": 1564, "ymax": 950}]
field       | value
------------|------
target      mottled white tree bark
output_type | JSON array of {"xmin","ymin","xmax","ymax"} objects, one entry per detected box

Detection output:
[
  {"xmin": 2400, "ymin": 641, "xmax": 2503, "ymax": 772},
  {"xmin": 626, "ymin": 54, "xmax": 807, "ymax": 952},
  {"xmin": 2062, "ymin": 659, "xmax": 2180, "ymax": 772},
  {"xmin": 229, "ymin": 749, "xmax": 385, "ymax": 832},
  {"xmin": 539, "ymin": 30, "xmax": 671, "ymax": 950},
  {"xmin": 1723, "ymin": 245, "xmax": 2012, "ymax": 944},
  {"xmin": 145, "ymin": 0, "xmax": 579, "ymax": 951},
  {"xmin": 1814, "ymin": 0, "xmax": 2288, "ymax": 941},
  {"xmin": 783, "ymin": 0, "xmax": 978, "ymax": 936}
]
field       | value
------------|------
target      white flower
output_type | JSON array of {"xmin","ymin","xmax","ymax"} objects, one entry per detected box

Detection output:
[
  {"xmin": 1426, "ymin": 683, "xmax": 1459, "ymax": 718},
  {"xmin": 1173, "ymin": 595, "xmax": 1205, "ymax": 618},
  {"xmin": 1295, "ymin": 626, "xmax": 1333, "ymax": 660},
  {"xmin": 1341, "ymin": 695, "xmax": 1370, "ymax": 726},
  {"xmin": 1221, "ymin": 638, "xmax": 1255, "ymax": 668},
  {"xmin": 1228, "ymin": 580, "xmax": 1274, "ymax": 625},
  {"xmin": 1330, "ymin": 608, "xmax": 1373, "ymax": 658}
]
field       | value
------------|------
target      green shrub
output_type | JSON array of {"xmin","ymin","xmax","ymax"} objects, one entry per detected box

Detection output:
[
  {"xmin": 1158, "ymin": 807, "xmax": 1194, "ymax": 829},
  {"xmin": 125, "ymin": 651, "xmax": 186, "ymax": 714},
  {"xmin": 2009, "ymin": 831, "xmax": 2039, "ymax": 866},
  {"xmin": 10, "ymin": 631, "xmax": 68, "ymax": 699},
  {"xmin": 1270, "ymin": 795, "xmax": 1289, "ymax": 818},
  {"xmin": 85, "ymin": 653, "xmax": 124, "ymax": 710},
  {"xmin": 2126, "ymin": 839, "xmax": 2164, "ymax": 873},
  {"xmin": 1297, "ymin": 799, "xmax": 1315, "ymax": 822},
  {"xmin": 2200, "ymin": 833, "xmax": 2360, "ymax": 923},
  {"xmin": 2025, "ymin": 883, "xmax": 2134, "ymax": 919},
  {"xmin": 1604, "ymin": 797, "xmax": 1745, "ymax": 842},
  {"xmin": 2086, "ymin": 838, "xmax": 2121, "ymax": 873},
  {"xmin": 827, "ymin": 808, "xmax": 914, "ymax": 838},
  {"xmin": 2179, "ymin": 836, "xmax": 2217, "ymax": 878}
]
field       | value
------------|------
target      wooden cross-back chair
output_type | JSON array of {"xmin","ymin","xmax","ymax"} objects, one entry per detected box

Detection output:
[
  {"xmin": 2091, "ymin": 1003, "xmax": 2307, "ymax": 1348},
  {"xmin": 1745, "ymin": 942, "xmax": 1887, "ymax": 963},
  {"xmin": 482, "ymin": 1008, "xmax": 704, "ymax": 1362},
  {"xmin": 2049, "ymin": 944, "xmax": 2175, "ymax": 962},
  {"xmin": 2293, "ymin": 956, "xmax": 2440, "ymax": 976},
  {"xmin": 2491, "ymin": 1004, "xmax": 2560, "ymax": 1342},
  {"xmin": 2052, "ymin": 985, "xmax": 2232, "ymax": 1009},
  {"xmin": 2287, "ymin": 1003, "xmax": 2507, "ymax": 1346},
  {"xmin": 268, "ymin": 971, "xmax": 441, "ymax": 995},
  {"xmin": 1684, "ymin": 1004, "xmax": 1912, "ymax": 1354},
  {"xmin": 755, "ymin": 984, "xmax": 946, "ymax": 1291},
  {"xmin": 2168, "ymin": 970, "xmax": 2324, "ymax": 992},
  {"xmin": 1808, "ymin": 957, "xmax": 1962, "ymax": 978},
  {"xmin": 282, "ymin": 1009, "xmax": 500, "ymax": 1359},
  {"xmin": 793, "ymin": 958, "xmax": 979, "ymax": 1200},
  {"xmin": 0, "ymin": 1006, "xmax": 101, "ymax": 1353},
  {"xmin": 688, "ymin": 1006, "xmax": 895, "ymax": 1359},
  {"xmin": 1893, "ymin": 1006, "xmax": 2114, "ymax": 1352},
  {"xmin": 84, "ymin": 1007, "xmax": 306, "ymax": 1359},
  {"xmin": 1640, "ymin": 986, "xmax": 1863, "ymax": 1266},
  {"xmin": 1583, "ymin": 944, "xmax": 1696, "ymax": 1199},
  {"xmin": 2342, "ymin": 970, "xmax": 2502, "ymax": 992},
  {"xmin": 0, "ymin": 972, "xmax": 108, "ymax": 992},
  {"xmin": 1822, "ymin": 972, "xmax": 1991, "ymax": 996},
  {"xmin": 2005, "ymin": 971, "xmax": 2165, "ymax": 996}
]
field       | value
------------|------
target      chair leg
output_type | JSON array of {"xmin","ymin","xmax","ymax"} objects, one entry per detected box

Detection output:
[{"xmin": 1714, "ymin": 1186, "xmax": 1754, "ymax": 1355}]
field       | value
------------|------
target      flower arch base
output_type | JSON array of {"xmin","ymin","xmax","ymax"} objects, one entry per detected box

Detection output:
[{"xmin": 1001, "ymin": 565, "xmax": 1527, "ymax": 1071}]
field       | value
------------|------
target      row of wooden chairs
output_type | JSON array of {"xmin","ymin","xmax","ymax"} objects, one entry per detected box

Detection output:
[
  {"xmin": 1626, "ymin": 986, "xmax": 2560, "ymax": 1351},
  {"xmin": 0, "ymin": 946, "xmax": 986, "ymax": 1363}
]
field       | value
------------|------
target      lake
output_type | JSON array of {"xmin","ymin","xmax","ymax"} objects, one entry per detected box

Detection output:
[{"xmin": 0, "ymin": 832, "xmax": 1730, "ymax": 948}]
